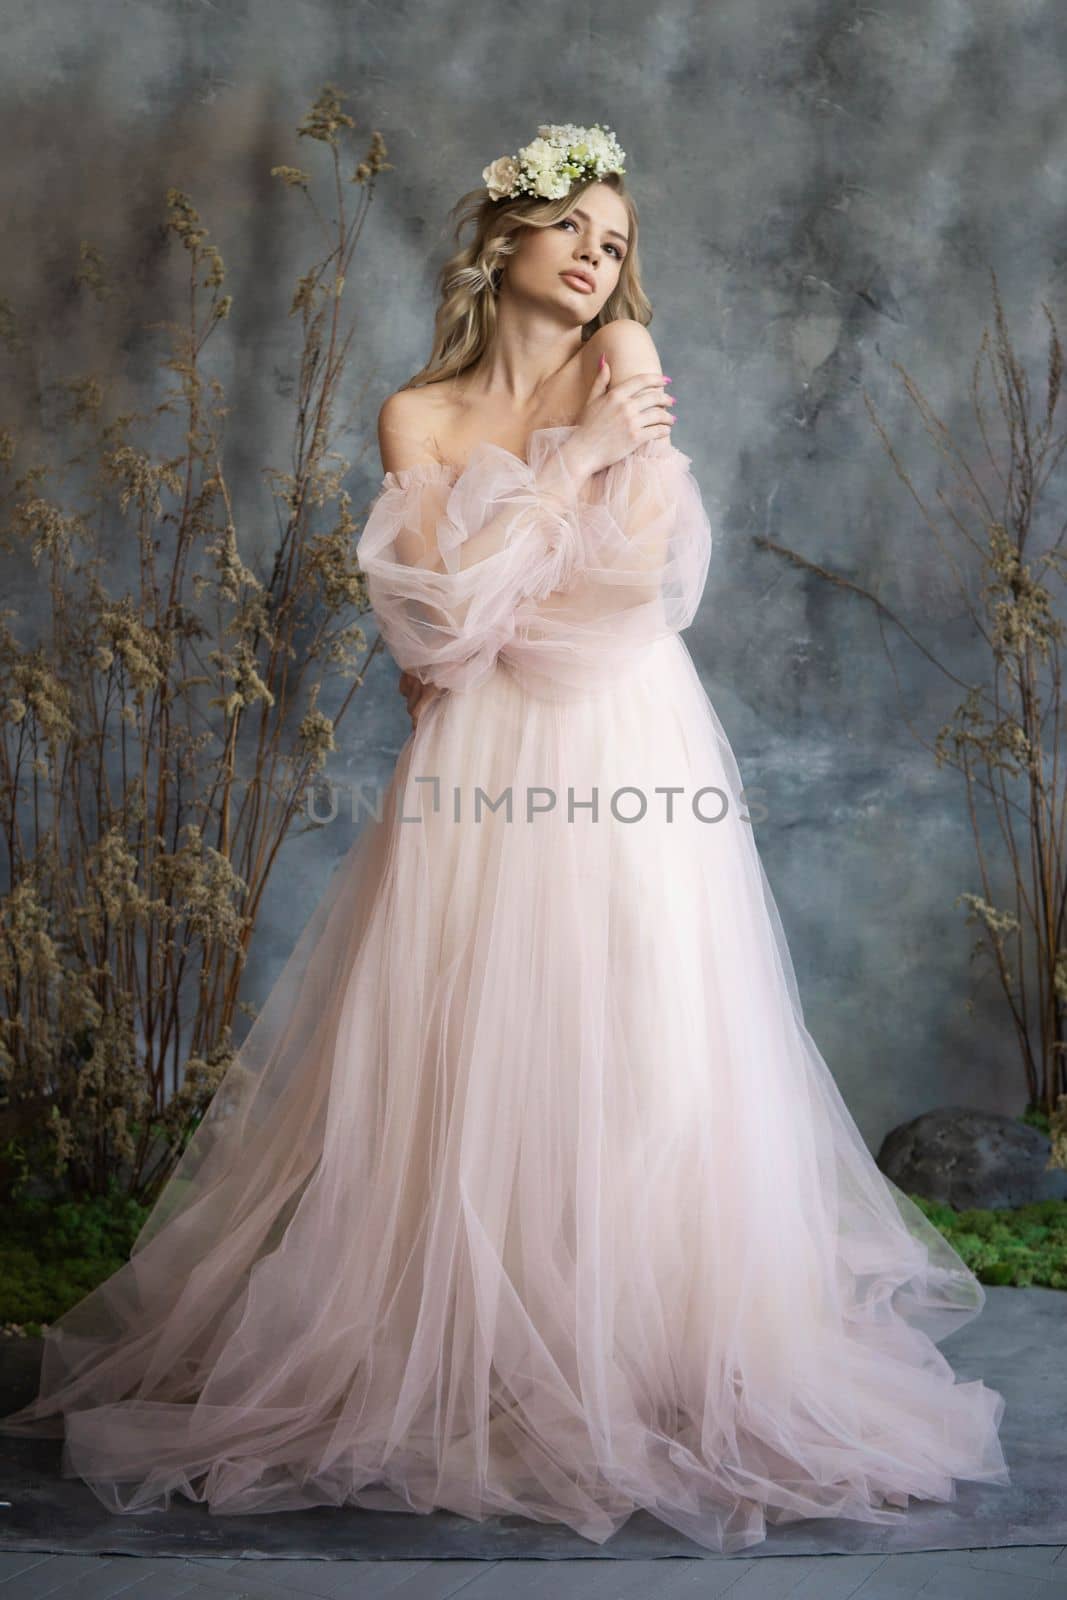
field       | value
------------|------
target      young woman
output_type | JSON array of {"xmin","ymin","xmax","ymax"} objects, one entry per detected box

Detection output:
[{"xmin": 1, "ymin": 122, "xmax": 1010, "ymax": 1555}]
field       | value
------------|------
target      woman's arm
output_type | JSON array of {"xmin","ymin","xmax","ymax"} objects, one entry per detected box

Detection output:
[
  {"xmin": 362, "ymin": 347, "xmax": 692, "ymax": 702},
  {"xmin": 378, "ymin": 388, "xmax": 596, "ymax": 576},
  {"xmin": 376, "ymin": 390, "xmax": 590, "ymax": 725},
  {"xmin": 359, "ymin": 434, "xmax": 595, "ymax": 695}
]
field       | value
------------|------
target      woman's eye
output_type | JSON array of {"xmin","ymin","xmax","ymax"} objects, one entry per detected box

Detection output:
[{"xmin": 559, "ymin": 218, "xmax": 621, "ymax": 259}]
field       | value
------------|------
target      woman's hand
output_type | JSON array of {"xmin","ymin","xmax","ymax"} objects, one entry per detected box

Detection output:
[
  {"xmin": 567, "ymin": 358, "xmax": 675, "ymax": 476},
  {"xmin": 398, "ymin": 669, "xmax": 442, "ymax": 730}
]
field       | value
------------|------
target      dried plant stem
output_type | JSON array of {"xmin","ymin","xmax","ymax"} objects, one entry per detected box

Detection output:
[
  {"xmin": 757, "ymin": 268, "xmax": 1067, "ymax": 1156},
  {"xmin": 0, "ymin": 88, "xmax": 395, "ymax": 1205}
]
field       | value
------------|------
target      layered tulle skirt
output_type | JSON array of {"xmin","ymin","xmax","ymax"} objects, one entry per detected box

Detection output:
[{"xmin": 0, "ymin": 633, "xmax": 1009, "ymax": 1552}]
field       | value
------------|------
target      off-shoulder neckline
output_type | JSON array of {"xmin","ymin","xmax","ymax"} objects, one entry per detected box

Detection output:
[
  {"xmin": 381, "ymin": 424, "xmax": 577, "ymax": 489},
  {"xmin": 379, "ymin": 424, "xmax": 687, "ymax": 491}
]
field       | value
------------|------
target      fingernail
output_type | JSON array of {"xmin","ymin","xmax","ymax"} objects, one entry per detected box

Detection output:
[{"xmin": 663, "ymin": 374, "xmax": 672, "ymax": 382}]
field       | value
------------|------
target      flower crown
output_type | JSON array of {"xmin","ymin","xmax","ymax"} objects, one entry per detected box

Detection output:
[{"xmin": 482, "ymin": 122, "xmax": 627, "ymax": 203}]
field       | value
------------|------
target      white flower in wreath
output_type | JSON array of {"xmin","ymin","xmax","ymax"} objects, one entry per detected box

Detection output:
[
  {"xmin": 482, "ymin": 155, "xmax": 520, "ymax": 201},
  {"xmin": 482, "ymin": 122, "xmax": 626, "ymax": 204}
]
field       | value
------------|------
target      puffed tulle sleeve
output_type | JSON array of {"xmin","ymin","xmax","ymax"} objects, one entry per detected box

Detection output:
[{"xmin": 355, "ymin": 424, "xmax": 713, "ymax": 697}]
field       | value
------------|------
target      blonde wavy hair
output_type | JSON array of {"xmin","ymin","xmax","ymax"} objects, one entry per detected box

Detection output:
[{"xmin": 403, "ymin": 174, "xmax": 649, "ymax": 390}]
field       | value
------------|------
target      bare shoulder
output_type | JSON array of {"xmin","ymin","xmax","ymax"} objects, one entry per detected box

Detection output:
[
  {"xmin": 377, "ymin": 386, "xmax": 442, "ymax": 475},
  {"xmin": 582, "ymin": 318, "xmax": 663, "ymax": 384}
]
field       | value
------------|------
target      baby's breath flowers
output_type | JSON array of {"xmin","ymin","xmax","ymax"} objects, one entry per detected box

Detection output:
[{"xmin": 482, "ymin": 122, "xmax": 626, "ymax": 202}]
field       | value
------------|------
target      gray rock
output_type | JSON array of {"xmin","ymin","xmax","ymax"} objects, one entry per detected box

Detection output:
[{"xmin": 876, "ymin": 1105, "xmax": 1067, "ymax": 1210}]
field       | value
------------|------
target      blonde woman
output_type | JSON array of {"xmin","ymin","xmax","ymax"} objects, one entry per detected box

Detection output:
[{"xmin": 2, "ymin": 123, "xmax": 1010, "ymax": 1555}]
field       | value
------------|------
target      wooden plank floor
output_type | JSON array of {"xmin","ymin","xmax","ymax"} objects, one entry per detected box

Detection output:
[{"xmin": 1, "ymin": 1547, "xmax": 1065, "ymax": 1599}]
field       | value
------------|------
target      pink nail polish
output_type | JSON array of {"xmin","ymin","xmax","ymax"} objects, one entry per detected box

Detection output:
[{"xmin": 663, "ymin": 374, "xmax": 672, "ymax": 382}]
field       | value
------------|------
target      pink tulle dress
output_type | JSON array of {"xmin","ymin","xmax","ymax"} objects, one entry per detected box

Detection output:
[{"xmin": 0, "ymin": 425, "xmax": 1010, "ymax": 1554}]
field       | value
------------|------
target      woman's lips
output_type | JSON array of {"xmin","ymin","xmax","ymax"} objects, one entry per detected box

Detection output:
[{"xmin": 560, "ymin": 272, "xmax": 594, "ymax": 294}]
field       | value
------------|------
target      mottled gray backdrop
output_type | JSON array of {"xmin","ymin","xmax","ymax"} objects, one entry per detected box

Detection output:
[{"xmin": 3, "ymin": 0, "xmax": 1062, "ymax": 1147}]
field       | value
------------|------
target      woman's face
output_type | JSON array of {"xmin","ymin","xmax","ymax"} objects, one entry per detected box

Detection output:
[{"xmin": 506, "ymin": 183, "xmax": 631, "ymax": 323}]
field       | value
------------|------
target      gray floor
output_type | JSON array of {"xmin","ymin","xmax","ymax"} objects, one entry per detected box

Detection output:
[
  {"xmin": 3, "ymin": 1547, "xmax": 1067, "ymax": 1599},
  {"xmin": 2, "ymin": 1285, "xmax": 1064, "ymax": 1595}
]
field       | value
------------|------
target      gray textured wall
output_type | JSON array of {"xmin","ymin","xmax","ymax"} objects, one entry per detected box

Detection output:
[{"xmin": 3, "ymin": 0, "xmax": 1059, "ymax": 1147}]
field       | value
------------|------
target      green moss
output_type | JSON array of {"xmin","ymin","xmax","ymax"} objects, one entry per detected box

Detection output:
[
  {"xmin": 0, "ymin": 1185, "xmax": 150, "ymax": 1336},
  {"xmin": 909, "ymin": 1193, "xmax": 1067, "ymax": 1289}
]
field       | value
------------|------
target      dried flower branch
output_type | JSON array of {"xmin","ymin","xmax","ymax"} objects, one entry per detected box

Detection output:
[
  {"xmin": 0, "ymin": 87, "xmax": 392, "ymax": 1205},
  {"xmin": 756, "ymin": 269, "xmax": 1067, "ymax": 1166}
]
